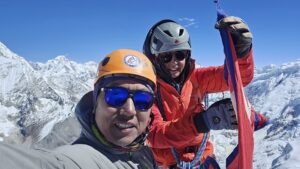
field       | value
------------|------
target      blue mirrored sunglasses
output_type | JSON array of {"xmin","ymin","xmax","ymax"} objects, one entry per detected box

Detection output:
[{"xmin": 101, "ymin": 87, "xmax": 154, "ymax": 111}]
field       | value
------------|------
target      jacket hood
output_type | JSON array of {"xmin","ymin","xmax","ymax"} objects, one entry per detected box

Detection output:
[
  {"xmin": 74, "ymin": 91, "xmax": 122, "ymax": 154},
  {"xmin": 74, "ymin": 91, "xmax": 97, "ymax": 143}
]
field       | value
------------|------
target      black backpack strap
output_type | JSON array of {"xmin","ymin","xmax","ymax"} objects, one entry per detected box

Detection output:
[{"xmin": 156, "ymin": 84, "xmax": 167, "ymax": 121}]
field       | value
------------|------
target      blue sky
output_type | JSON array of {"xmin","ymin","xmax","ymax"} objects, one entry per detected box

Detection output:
[{"xmin": 0, "ymin": 0, "xmax": 299, "ymax": 68}]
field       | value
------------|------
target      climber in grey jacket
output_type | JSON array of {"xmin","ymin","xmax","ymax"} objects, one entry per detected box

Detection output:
[{"xmin": 0, "ymin": 49, "xmax": 158, "ymax": 169}]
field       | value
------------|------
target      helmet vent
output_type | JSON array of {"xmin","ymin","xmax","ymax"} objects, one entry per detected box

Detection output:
[
  {"xmin": 101, "ymin": 57, "xmax": 110, "ymax": 66},
  {"xmin": 152, "ymin": 36, "xmax": 163, "ymax": 52},
  {"xmin": 163, "ymin": 30, "xmax": 173, "ymax": 37},
  {"xmin": 179, "ymin": 29, "xmax": 184, "ymax": 36},
  {"xmin": 153, "ymin": 37, "xmax": 158, "ymax": 44}
]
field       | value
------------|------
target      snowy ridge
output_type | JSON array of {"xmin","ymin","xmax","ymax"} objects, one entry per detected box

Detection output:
[
  {"xmin": 0, "ymin": 42, "xmax": 25, "ymax": 60},
  {"xmin": 0, "ymin": 41, "xmax": 300, "ymax": 168},
  {"xmin": 209, "ymin": 60, "xmax": 300, "ymax": 168},
  {"xmin": 0, "ymin": 42, "xmax": 97, "ymax": 146},
  {"xmin": 30, "ymin": 55, "xmax": 97, "ymax": 103},
  {"xmin": 249, "ymin": 61, "xmax": 300, "ymax": 169}
]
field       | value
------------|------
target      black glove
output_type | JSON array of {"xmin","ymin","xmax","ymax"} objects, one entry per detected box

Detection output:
[
  {"xmin": 194, "ymin": 98, "xmax": 238, "ymax": 133},
  {"xmin": 215, "ymin": 16, "xmax": 253, "ymax": 58}
]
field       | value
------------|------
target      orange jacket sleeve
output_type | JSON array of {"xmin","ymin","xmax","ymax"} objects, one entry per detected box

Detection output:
[{"xmin": 197, "ymin": 50, "xmax": 254, "ymax": 93}]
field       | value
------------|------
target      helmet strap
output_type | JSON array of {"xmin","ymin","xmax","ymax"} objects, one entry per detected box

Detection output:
[{"xmin": 128, "ymin": 113, "xmax": 154, "ymax": 147}]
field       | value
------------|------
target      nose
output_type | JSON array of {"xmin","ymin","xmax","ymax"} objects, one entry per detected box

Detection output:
[{"xmin": 120, "ymin": 97, "xmax": 137, "ymax": 116}]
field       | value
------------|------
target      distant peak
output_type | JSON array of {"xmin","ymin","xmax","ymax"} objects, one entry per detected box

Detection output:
[
  {"xmin": 54, "ymin": 55, "xmax": 69, "ymax": 61},
  {"xmin": 0, "ymin": 42, "xmax": 15, "ymax": 57},
  {"xmin": 0, "ymin": 41, "xmax": 24, "ymax": 60}
]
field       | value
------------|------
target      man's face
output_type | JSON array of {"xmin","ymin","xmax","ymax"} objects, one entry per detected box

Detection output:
[{"xmin": 94, "ymin": 79, "xmax": 153, "ymax": 147}]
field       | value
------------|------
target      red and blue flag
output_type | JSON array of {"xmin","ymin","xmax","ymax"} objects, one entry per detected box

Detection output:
[{"xmin": 215, "ymin": 1, "xmax": 255, "ymax": 169}]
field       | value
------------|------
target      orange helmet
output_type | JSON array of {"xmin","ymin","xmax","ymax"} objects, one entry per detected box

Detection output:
[{"xmin": 95, "ymin": 49, "xmax": 156, "ymax": 90}]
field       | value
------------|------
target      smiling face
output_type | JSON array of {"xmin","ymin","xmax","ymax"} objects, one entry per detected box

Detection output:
[
  {"xmin": 161, "ymin": 51, "xmax": 187, "ymax": 79},
  {"xmin": 94, "ymin": 79, "xmax": 152, "ymax": 147},
  {"xmin": 164, "ymin": 58, "xmax": 186, "ymax": 79}
]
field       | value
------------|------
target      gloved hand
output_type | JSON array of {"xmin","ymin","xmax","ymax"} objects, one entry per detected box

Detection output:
[
  {"xmin": 194, "ymin": 98, "xmax": 238, "ymax": 133},
  {"xmin": 215, "ymin": 16, "xmax": 253, "ymax": 58}
]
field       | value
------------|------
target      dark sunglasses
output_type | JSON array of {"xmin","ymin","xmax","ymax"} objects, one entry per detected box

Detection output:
[
  {"xmin": 159, "ymin": 51, "xmax": 187, "ymax": 63},
  {"xmin": 101, "ymin": 87, "xmax": 154, "ymax": 111}
]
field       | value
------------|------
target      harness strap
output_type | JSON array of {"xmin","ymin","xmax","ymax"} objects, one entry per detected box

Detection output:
[
  {"xmin": 156, "ymin": 84, "xmax": 167, "ymax": 120},
  {"xmin": 156, "ymin": 83, "xmax": 211, "ymax": 169},
  {"xmin": 171, "ymin": 133, "xmax": 209, "ymax": 169}
]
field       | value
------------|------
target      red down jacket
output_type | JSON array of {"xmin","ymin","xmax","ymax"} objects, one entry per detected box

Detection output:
[{"xmin": 147, "ymin": 51, "xmax": 254, "ymax": 167}]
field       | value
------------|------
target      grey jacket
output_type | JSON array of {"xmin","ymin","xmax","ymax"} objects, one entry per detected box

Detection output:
[
  {"xmin": 0, "ymin": 142, "xmax": 156, "ymax": 169},
  {"xmin": 0, "ymin": 92, "xmax": 157, "ymax": 169}
]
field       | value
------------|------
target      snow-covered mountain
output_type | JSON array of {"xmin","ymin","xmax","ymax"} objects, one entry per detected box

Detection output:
[
  {"xmin": 249, "ymin": 61, "xmax": 300, "ymax": 169},
  {"xmin": 0, "ymin": 41, "xmax": 299, "ymax": 168},
  {"xmin": 206, "ymin": 59, "xmax": 300, "ymax": 169},
  {"xmin": 0, "ymin": 42, "xmax": 97, "ymax": 147}
]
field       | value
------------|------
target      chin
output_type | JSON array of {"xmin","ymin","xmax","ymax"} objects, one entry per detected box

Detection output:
[
  {"xmin": 171, "ymin": 75, "xmax": 180, "ymax": 78},
  {"xmin": 114, "ymin": 137, "xmax": 136, "ymax": 147}
]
